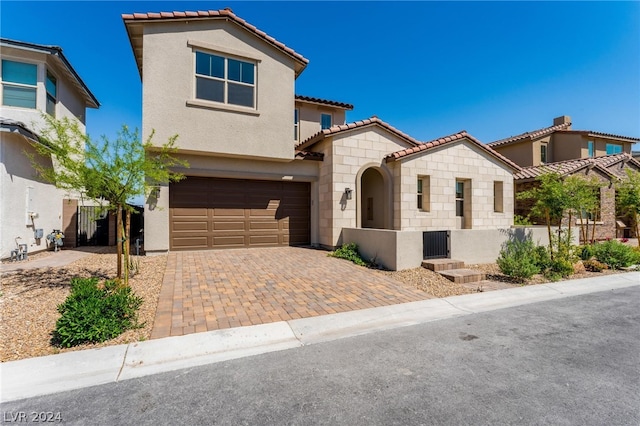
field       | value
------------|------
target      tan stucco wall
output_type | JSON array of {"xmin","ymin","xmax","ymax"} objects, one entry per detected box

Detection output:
[
  {"xmin": 143, "ymin": 153, "xmax": 320, "ymax": 252},
  {"xmin": 295, "ymin": 102, "xmax": 346, "ymax": 143},
  {"xmin": 342, "ymin": 228, "xmax": 423, "ymax": 271},
  {"xmin": 551, "ymin": 133, "xmax": 582, "ymax": 162},
  {"xmin": 141, "ymin": 20, "xmax": 297, "ymax": 160},
  {"xmin": 492, "ymin": 141, "xmax": 534, "ymax": 167},
  {"xmin": 397, "ymin": 141, "xmax": 514, "ymax": 231}
]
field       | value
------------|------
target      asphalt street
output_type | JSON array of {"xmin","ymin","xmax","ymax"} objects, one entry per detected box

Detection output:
[{"xmin": 2, "ymin": 286, "xmax": 639, "ymax": 425}]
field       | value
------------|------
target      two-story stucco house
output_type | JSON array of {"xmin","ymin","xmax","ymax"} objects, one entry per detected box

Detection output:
[
  {"xmin": 488, "ymin": 116, "xmax": 640, "ymax": 240},
  {"xmin": 123, "ymin": 9, "xmax": 520, "ymax": 269},
  {"xmin": 0, "ymin": 38, "xmax": 100, "ymax": 259}
]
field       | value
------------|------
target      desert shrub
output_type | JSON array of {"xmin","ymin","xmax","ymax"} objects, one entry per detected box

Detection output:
[
  {"xmin": 513, "ymin": 215, "xmax": 532, "ymax": 226},
  {"xmin": 532, "ymin": 245, "xmax": 552, "ymax": 271},
  {"xmin": 592, "ymin": 239, "xmax": 640, "ymax": 269},
  {"xmin": 330, "ymin": 243, "xmax": 367, "ymax": 266},
  {"xmin": 583, "ymin": 259, "xmax": 608, "ymax": 272},
  {"xmin": 546, "ymin": 258, "xmax": 574, "ymax": 280},
  {"xmin": 577, "ymin": 244, "xmax": 596, "ymax": 261},
  {"xmin": 497, "ymin": 236, "xmax": 540, "ymax": 281},
  {"xmin": 52, "ymin": 278, "xmax": 143, "ymax": 347}
]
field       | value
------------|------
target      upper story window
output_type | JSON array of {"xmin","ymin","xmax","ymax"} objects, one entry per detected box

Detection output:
[
  {"xmin": 46, "ymin": 70, "xmax": 57, "ymax": 117},
  {"xmin": 294, "ymin": 108, "xmax": 300, "ymax": 141},
  {"xmin": 455, "ymin": 181, "xmax": 464, "ymax": 217},
  {"xmin": 494, "ymin": 181, "xmax": 504, "ymax": 213},
  {"xmin": 1, "ymin": 60, "xmax": 37, "ymax": 109},
  {"xmin": 606, "ymin": 143, "xmax": 622, "ymax": 155},
  {"xmin": 195, "ymin": 51, "xmax": 255, "ymax": 108},
  {"xmin": 540, "ymin": 144, "xmax": 547, "ymax": 164},
  {"xmin": 321, "ymin": 113, "xmax": 332, "ymax": 130},
  {"xmin": 417, "ymin": 176, "xmax": 430, "ymax": 211},
  {"xmin": 587, "ymin": 140, "xmax": 594, "ymax": 157}
]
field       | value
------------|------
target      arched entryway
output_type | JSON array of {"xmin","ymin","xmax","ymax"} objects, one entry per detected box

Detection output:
[{"xmin": 358, "ymin": 166, "xmax": 392, "ymax": 229}]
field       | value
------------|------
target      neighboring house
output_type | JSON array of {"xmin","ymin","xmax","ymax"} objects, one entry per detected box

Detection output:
[
  {"xmin": 488, "ymin": 116, "xmax": 640, "ymax": 240},
  {"xmin": 122, "ymin": 8, "xmax": 519, "ymax": 267},
  {"xmin": 0, "ymin": 38, "xmax": 100, "ymax": 259}
]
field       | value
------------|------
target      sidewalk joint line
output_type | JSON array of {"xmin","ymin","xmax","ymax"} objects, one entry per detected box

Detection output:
[{"xmin": 442, "ymin": 298, "xmax": 475, "ymax": 314}]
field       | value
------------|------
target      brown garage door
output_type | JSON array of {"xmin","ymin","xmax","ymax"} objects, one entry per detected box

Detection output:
[{"xmin": 169, "ymin": 177, "xmax": 310, "ymax": 250}]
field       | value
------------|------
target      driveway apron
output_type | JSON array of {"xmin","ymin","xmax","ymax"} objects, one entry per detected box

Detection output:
[{"xmin": 151, "ymin": 247, "xmax": 432, "ymax": 338}]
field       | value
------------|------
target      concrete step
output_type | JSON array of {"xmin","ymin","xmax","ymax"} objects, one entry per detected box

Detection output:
[
  {"xmin": 439, "ymin": 268, "xmax": 486, "ymax": 284},
  {"xmin": 422, "ymin": 259, "xmax": 465, "ymax": 272}
]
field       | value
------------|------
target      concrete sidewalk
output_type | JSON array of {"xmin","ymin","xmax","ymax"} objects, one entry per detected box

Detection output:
[
  {"xmin": 0, "ymin": 247, "xmax": 107, "ymax": 275},
  {"xmin": 1, "ymin": 271, "xmax": 639, "ymax": 403}
]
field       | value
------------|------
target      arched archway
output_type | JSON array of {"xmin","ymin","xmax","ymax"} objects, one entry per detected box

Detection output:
[{"xmin": 358, "ymin": 165, "xmax": 392, "ymax": 229}]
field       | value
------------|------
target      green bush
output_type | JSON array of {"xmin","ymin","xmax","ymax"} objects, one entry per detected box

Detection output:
[
  {"xmin": 547, "ymin": 258, "xmax": 574, "ymax": 279},
  {"xmin": 52, "ymin": 278, "xmax": 143, "ymax": 348},
  {"xmin": 497, "ymin": 236, "xmax": 540, "ymax": 281},
  {"xmin": 592, "ymin": 240, "xmax": 640, "ymax": 269},
  {"xmin": 532, "ymin": 245, "xmax": 552, "ymax": 271},
  {"xmin": 330, "ymin": 243, "xmax": 367, "ymax": 266},
  {"xmin": 513, "ymin": 215, "xmax": 532, "ymax": 226},
  {"xmin": 577, "ymin": 244, "xmax": 596, "ymax": 261}
]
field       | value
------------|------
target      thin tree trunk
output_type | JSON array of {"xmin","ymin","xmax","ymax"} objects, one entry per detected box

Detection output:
[
  {"xmin": 635, "ymin": 212, "xmax": 640, "ymax": 245},
  {"xmin": 567, "ymin": 211, "xmax": 572, "ymax": 251},
  {"xmin": 546, "ymin": 209, "xmax": 554, "ymax": 261},
  {"xmin": 124, "ymin": 210, "xmax": 131, "ymax": 285},
  {"xmin": 590, "ymin": 207, "xmax": 598, "ymax": 244},
  {"xmin": 116, "ymin": 205, "xmax": 123, "ymax": 279}
]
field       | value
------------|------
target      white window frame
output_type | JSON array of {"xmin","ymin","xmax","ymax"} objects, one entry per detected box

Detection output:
[
  {"xmin": 194, "ymin": 49, "xmax": 256, "ymax": 109},
  {"xmin": 1, "ymin": 59, "xmax": 38, "ymax": 110}
]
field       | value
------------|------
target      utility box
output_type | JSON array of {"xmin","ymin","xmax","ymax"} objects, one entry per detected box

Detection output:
[{"xmin": 34, "ymin": 228, "xmax": 44, "ymax": 239}]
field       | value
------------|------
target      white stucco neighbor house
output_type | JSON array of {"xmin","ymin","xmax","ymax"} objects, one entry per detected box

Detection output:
[
  {"xmin": 122, "ymin": 8, "xmax": 523, "ymax": 269},
  {"xmin": 0, "ymin": 38, "xmax": 100, "ymax": 259}
]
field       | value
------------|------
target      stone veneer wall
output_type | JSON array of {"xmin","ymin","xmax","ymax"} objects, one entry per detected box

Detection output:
[
  {"xmin": 397, "ymin": 141, "xmax": 514, "ymax": 231},
  {"xmin": 319, "ymin": 127, "xmax": 410, "ymax": 247}
]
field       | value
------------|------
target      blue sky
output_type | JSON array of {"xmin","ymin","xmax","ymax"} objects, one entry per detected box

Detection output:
[{"xmin": 2, "ymin": 1, "xmax": 639, "ymax": 149}]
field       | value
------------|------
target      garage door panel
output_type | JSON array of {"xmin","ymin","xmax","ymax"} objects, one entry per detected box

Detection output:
[
  {"xmin": 172, "ymin": 236, "xmax": 209, "ymax": 250},
  {"xmin": 170, "ymin": 177, "xmax": 310, "ymax": 250},
  {"xmin": 172, "ymin": 221, "xmax": 209, "ymax": 232},
  {"xmin": 213, "ymin": 221, "xmax": 246, "ymax": 231},
  {"xmin": 212, "ymin": 208, "xmax": 246, "ymax": 218},
  {"xmin": 171, "ymin": 208, "xmax": 209, "ymax": 218},
  {"xmin": 211, "ymin": 236, "xmax": 246, "ymax": 247}
]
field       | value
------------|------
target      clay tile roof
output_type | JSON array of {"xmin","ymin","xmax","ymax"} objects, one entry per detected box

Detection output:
[
  {"xmin": 487, "ymin": 122, "xmax": 572, "ymax": 148},
  {"xmin": 296, "ymin": 116, "xmax": 421, "ymax": 151},
  {"xmin": 294, "ymin": 150, "xmax": 324, "ymax": 161},
  {"xmin": 513, "ymin": 153, "xmax": 640, "ymax": 181},
  {"xmin": 295, "ymin": 95, "xmax": 354, "ymax": 110},
  {"xmin": 122, "ymin": 9, "xmax": 309, "ymax": 77},
  {"xmin": 558, "ymin": 130, "xmax": 640, "ymax": 143},
  {"xmin": 384, "ymin": 131, "xmax": 521, "ymax": 171}
]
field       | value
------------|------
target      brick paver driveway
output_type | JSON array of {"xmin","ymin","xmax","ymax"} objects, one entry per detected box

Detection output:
[{"xmin": 151, "ymin": 247, "xmax": 432, "ymax": 338}]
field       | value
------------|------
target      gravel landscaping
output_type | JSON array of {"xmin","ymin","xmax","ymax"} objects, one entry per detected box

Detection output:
[
  {"xmin": 0, "ymin": 249, "xmax": 166, "ymax": 362},
  {"xmin": 0, "ymin": 248, "xmax": 633, "ymax": 363}
]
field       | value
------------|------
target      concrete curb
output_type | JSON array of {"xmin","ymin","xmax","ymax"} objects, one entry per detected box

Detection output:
[{"xmin": 1, "ymin": 272, "xmax": 638, "ymax": 403}]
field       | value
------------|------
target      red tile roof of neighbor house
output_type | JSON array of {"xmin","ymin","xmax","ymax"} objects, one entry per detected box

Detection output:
[
  {"xmin": 513, "ymin": 153, "xmax": 640, "ymax": 181},
  {"xmin": 385, "ymin": 131, "xmax": 522, "ymax": 171},
  {"xmin": 296, "ymin": 116, "xmax": 422, "ymax": 151},
  {"xmin": 122, "ymin": 8, "xmax": 309, "ymax": 76},
  {"xmin": 487, "ymin": 122, "xmax": 572, "ymax": 148},
  {"xmin": 294, "ymin": 150, "xmax": 324, "ymax": 161},
  {"xmin": 295, "ymin": 95, "xmax": 354, "ymax": 110}
]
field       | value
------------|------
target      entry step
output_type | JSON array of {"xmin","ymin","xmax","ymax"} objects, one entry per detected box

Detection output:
[
  {"xmin": 422, "ymin": 259, "xmax": 465, "ymax": 271},
  {"xmin": 438, "ymin": 269, "xmax": 486, "ymax": 284}
]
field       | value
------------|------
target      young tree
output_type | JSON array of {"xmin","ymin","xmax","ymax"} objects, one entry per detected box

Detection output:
[
  {"xmin": 517, "ymin": 173, "xmax": 569, "ymax": 260},
  {"xmin": 563, "ymin": 175, "xmax": 602, "ymax": 244},
  {"xmin": 616, "ymin": 168, "xmax": 640, "ymax": 244},
  {"xmin": 30, "ymin": 115, "xmax": 188, "ymax": 285}
]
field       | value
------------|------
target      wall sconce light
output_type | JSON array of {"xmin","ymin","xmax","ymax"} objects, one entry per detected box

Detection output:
[
  {"xmin": 344, "ymin": 187, "xmax": 353, "ymax": 200},
  {"xmin": 150, "ymin": 186, "xmax": 161, "ymax": 199}
]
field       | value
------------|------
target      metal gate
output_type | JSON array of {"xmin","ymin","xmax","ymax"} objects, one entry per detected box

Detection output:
[
  {"xmin": 423, "ymin": 230, "xmax": 450, "ymax": 259},
  {"xmin": 77, "ymin": 206, "xmax": 109, "ymax": 246}
]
